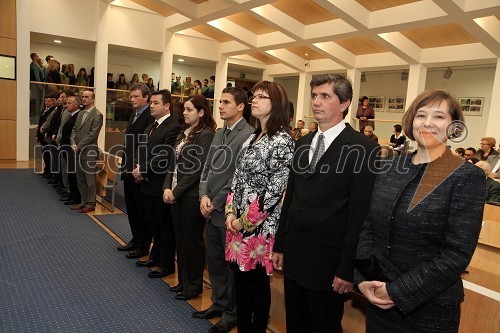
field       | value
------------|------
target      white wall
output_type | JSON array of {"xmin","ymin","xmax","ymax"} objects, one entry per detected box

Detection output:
[
  {"xmin": 30, "ymin": 42, "xmax": 95, "ymax": 76},
  {"xmin": 275, "ymin": 76, "xmax": 300, "ymax": 123}
]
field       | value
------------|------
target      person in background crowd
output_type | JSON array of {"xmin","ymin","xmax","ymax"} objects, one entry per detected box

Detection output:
[
  {"xmin": 182, "ymin": 76, "xmax": 194, "ymax": 98},
  {"xmin": 363, "ymin": 125, "xmax": 379, "ymax": 143},
  {"xmin": 355, "ymin": 88, "xmax": 486, "ymax": 333},
  {"xmin": 191, "ymin": 79, "xmax": 203, "ymax": 95},
  {"xmin": 67, "ymin": 64, "xmax": 76, "ymax": 86},
  {"xmin": 60, "ymin": 64, "xmax": 69, "ymax": 85},
  {"xmin": 476, "ymin": 137, "xmax": 498, "ymax": 161},
  {"xmin": 142, "ymin": 73, "xmax": 149, "ymax": 84},
  {"xmin": 196, "ymin": 87, "xmax": 254, "ymax": 333},
  {"xmin": 308, "ymin": 121, "xmax": 318, "ymax": 133},
  {"xmin": 273, "ymin": 74, "xmax": 379, "ymax": 333},
  {"xmin": 292, "ymin": 120, "xmax": 305, "ymax": 141},
  {"xmin": 146, "ymin": 78, "xmax": 156, "ymax": 92},
  {"xmin": 389, "ymin": 124, "xmax": 406, "ymax": 153},
  {"xmin": 46, "ymin": 59, "xmax": 61, "ymax": 93},
  {"xmin": 163, "ymin": 94, "xmax": 216, "ymax": 300},
  {"xmin": 88, "ymin": 67, "xmax": 95, "ymax": 87},
  {"xmin": 202, "ymin": 79, "xmax": 209, "ymax": 94},
  {"xmin": 107, "ymin": 73, "xmax": 115, "ymax": 89},
  {"xmin": 455, "ymin": 147, "xmax": 465, "ymax": 158},
  {"xmin": 30, "ymin": 52, "xmax": 44, "ymax": 118},
  {"xmin": 476, "ymin": 161, "xmax": 500, "ymax": 205},
  {"xmin": 37, "ymin": 94, "xmax": 57, "ymax": 178},
  {"xmin": 119, "ymin": 84, "xmax": 154, "ymax": 260},
  {"xmin": 76, "ymin": 68, "xmax": 89, "ymax": 87},
  {"xmin": 171, "ymin": 75, "xmax": 182, "ymax": 96},
  {"xmin": 116, "ymin": 74, "xmax": 130, "ymax": 100},
  {"xmin": 130, "ymin": 73, "xmax": 140, "ymax": 86},
  {"xmin": 356, "ymin": 96, "xmax": 375, "ymax": 132},
  {"xmin": 70, "ymin": 90, "xmax": 103, "ymax": 213},
  {"xmin": 464, "ymin": 147, "xmax": 477, "ymax": 163},
  {"xmin": 205, "ymin": 75, "xmax": 215, "ymax": 99},
  {"xmin": 225, "ymin": 81, "xmax": 294, "ymax": 333},
  {"xmin": 43, "ymin": 55, "xmax": 53, "ymax": 82}
]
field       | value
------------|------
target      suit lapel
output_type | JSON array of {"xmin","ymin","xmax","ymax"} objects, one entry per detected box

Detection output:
[
  {"xmin": 148, "ymin": 116, "xmax": 170, "ymax": 142},
  {"xmin": 79, "ymin": 107, "xmax": 95, "ymax": 129},
  {"xmin": 308, "ymin": 124, "xmax": 353, "ymax": 175}
]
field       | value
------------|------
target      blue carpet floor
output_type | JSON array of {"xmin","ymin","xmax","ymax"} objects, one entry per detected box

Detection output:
[
  {"xmin": 0, "ymin": 169, "xmax": 211, "ymax": 333},
  {"xmin": 94, "ymin": 214, "xmax": 132, "ymax": 244}
]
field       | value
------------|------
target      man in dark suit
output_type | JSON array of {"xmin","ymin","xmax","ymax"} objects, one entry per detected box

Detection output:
[
  {"xmin": 132, "ymin": 89, "xmax": 181, "ymax": 278},
  {"xmin": 37, "ymin": 95, "xmax": 56, "ymax": 177},
  {"xmin": 117, "ymin": 83, "xmax": 155, "ymax": 259},
  {"xmin": 273, "ymin": 74, "xmax": 379, "ymax": 333},
  {"xmin": 70, "ymin": 90, "xmax": 103, "ymax": 213},
  {"xmin": 195, "ymin": 87, "xmax": 254, "ymax": 333},
  {"xmin": 59, "ymin": 95, "xmax": 81, "ymax": 205}
]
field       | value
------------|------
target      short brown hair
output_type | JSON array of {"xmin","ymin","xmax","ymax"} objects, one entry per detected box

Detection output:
[
  {"xmin": 402, "ymin": 89, "xmax": 463, "ymax": 141},
  {"xmin": 480, "ymin": 137, "xmax": 496, "ymax": 148}
]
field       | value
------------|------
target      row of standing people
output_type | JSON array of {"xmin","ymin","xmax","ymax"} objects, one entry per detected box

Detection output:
[{"xmin": 117, "ymin": 76, "xmax": 485, "ymax": 333}]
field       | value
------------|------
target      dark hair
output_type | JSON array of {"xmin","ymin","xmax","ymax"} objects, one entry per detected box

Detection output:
[
  {"xmin": 194, "ymin": 79, "xmax": 201, "ymax": 86},
  {"xmin": 30, "ymin": 53, "xmax": 37, "ymax": 60},
  {"xmin": 394, "ymin": 124, "xmax": 402, "ymax": 133},
  {"xmin": 179, "ymin": 95, "xmax": 217, "ymax": 144},
  {"xmin": 402, "ymin": 88, "xmax": 463, "ymax": 141},
  {"xmin": 252, "ymin": 81, "xmax": 292, "ymax": 137},
  {"xmin": 222, "ymin": 87, "xmax": 248, "ymax": 106},
  {"xmin": 151, "ymin": 89, "xmax": 171, "ymax": 105},
  {"xmin": 48, "ymin": 92, "xmax": 60, "ymax": 99},
  {"xmin": 455, "ymin": 147, "xmax": 465, "ymax": 156},
  {"xmin": 210, "ymin": 75, "xmax": 215, "ymax": 81},
  {"xmin": 83, "ymin": 90, "xmax": 95, "ymax": 99},
  {"xmin": 63, "ymin": 89, "xmax": 76, "ymax": 97},
  {"xmin": 204, "ymin": 79, "xmax": 208, "ymax": 83},
  {"xmin": 130, "ymin": 83, "xmax": 151, "ymax": 101},
  {"xmin": 118, "ymin": 74, "xmax": 126, "ymax": 82},
  {"xmin": 310, "ymin": 74, "xmax": 353, "ymax": 118},
  {"xmin": 45, "ymin": 55, "xmax": 53, "ymax": 62},
  {"xmin": 466, "ymin": 147, "xmax": 477, "ymax": 154},
  {"xmin": 360, "ymin": 96, "xmax": 369, "ymax": 102},
  {"xmin": 107, "ymin": 73, "xmax": 113, "ymax": 77}
]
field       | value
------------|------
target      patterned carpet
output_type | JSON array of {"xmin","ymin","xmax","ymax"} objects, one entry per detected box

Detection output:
[
  {"xmin": 0, "ymin": 169, "xmax": 211, "ymax": 332},
  {"xmin": 94, "ymin": 214, "xmax": 132, "ymax": 244}
]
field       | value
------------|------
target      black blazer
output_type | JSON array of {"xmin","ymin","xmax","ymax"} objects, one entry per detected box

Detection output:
[
  {"xmin": 121, "ymin": 106, "xmax": 155, "ymax": 182},
  {"xmin": 163, "ymin": 127, "xmax": 215, "ymax": 199},
  {"xmin": 36, "ymin": 106, "xmax": 55, "ymax": 142},
  {"xmin": 138, "ymin": 115, "xmax": 181, "ymax": 197},
  {"xmin": 46, "ymin": 105, "xmax": 63, "ymax": 140},
  {"xmin": 274, "ymin": 123, "xmax": 379, "ymax": 291},
  {"xmin": 60, "ymin": 111, "xmax": 79, "ymax": 146}
]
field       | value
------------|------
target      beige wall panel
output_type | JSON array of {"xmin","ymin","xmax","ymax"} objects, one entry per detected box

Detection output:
[
  {"xmin": 460, "ymin": 289, "xmax": 500, "ymax": 333},
  {"xmin": 0, "ymin": 0, "xmax": 16, "ymax": 39},
  {"xmin": 0, "ymin": 80, "xmax": 16, "ymax": 120},
  {"xmin": 0, "ymin": 37, "xmax": 16, "ymax": 56},
  {"xmin": 0, "ymin": 120, "xmax": 16, "ymax": 159}
]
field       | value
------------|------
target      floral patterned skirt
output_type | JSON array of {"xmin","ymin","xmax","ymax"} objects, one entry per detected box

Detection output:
[{"xmin": 225, "ymin": 232, "xmax": 275, "ymax": 275}]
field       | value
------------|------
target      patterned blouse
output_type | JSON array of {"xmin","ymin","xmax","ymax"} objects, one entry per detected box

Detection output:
[{"xmin": 225, "ymin": 129, "xmax": 294, "ymax": 275}]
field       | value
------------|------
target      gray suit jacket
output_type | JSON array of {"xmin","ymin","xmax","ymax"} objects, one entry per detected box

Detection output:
[
  {"xmin": 199, "ymin": 118, "xmax": 254, "ymax": 227},
  {"xmin": 70, "ymin": 106, "xmax": 103, "ymax": 161}
]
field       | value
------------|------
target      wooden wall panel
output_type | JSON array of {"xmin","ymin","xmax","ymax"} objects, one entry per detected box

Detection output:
[
  {"xmin": 0, "ymin": 0, "xmax": 16, "ymax": 39},
  {"xmin": 0, "ymin": 80, "xmax": 17, "ymax": 120},
  {"xmin": 460, "ymin": 289, "xmax": 500, "ymax": 333},
  {"xmin": 0, "ymin": 37, "xmax": 16, "ymax": 56},
  {"xmin": 0, "ymin": 120, "xmax": 16, "ymax": 159}
]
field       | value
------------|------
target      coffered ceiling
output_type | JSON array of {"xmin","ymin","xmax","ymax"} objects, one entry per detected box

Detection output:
[{"xmin": 124, "ymin": 0, "xmax": 499, "ymax": 72}]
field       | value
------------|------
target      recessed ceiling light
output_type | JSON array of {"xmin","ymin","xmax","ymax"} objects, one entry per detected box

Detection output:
[
  {"xmin": 54, "ymin": 40, "xmax": 62, "ymax": 43},
  {"xmin": 178, "ymin": 58, "xmax": 184, "ymax": 62}
]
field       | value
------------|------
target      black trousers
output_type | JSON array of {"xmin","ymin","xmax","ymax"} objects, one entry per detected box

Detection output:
[
  {"xmin": 62, "ymin": 149, "xmax": 80, "ymax": 202},
  {"xmin": 171, "ymin": 197, "xmax": 205, "ymax": 297},
  {"xmin": 144, "ymin": 194, "xmax": 175, "ymax": 271},
  {"xmin": 233, "ymin": 264, "xmax": 271, "ymax": 333},
  {"xmin": 284, "ymin": 276, "xmax": 344, "ymax": 333},
  {"xmin": 123, "ymin": 180, "xmax": 150, "ymax": 249}
]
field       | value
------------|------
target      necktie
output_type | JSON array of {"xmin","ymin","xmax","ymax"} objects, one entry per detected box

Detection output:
[
  {"xmin": 81, "ymin": 110, "xmax": 90, "ymax": 123},
  {"xmin": 310, "ymin": 133, "xmax": 325, "ymax": 171},
  {"xmin": 132, "ymin": 112, "xmax": 140, "ymax": 124},
  {"xmin": 221, "ymin": 128, "xmax": 231, "ymax": 145},
  {"xmin": 149, "ymin": 121, "xmax": 159, "ymax": 136}
]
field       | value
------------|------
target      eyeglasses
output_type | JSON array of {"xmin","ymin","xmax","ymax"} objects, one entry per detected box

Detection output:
[{"xmin": 250, "ymin": 94, "xmax": 270, "ymax": 102}]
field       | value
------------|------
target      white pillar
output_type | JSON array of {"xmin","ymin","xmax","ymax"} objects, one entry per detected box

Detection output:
[
  {"xmin": 346, "ymin": 68, "xmax": 362, "ymax": 126},
  {"xmin": 16, "ymin": 0, "xmax": 30, "ymax": 161},
  {"xmin": 160, "ymin": 31, "xmax": 174, "ymax": 91},
  {"xmin": 262, "ymin": 69, "xmax": 273, "ymax": 81},
  {"xmin": 213, "ymin": 55, "xmax": 229, "ymax": 128},
  {"xmin": 296, "ymin": 71, "xmax": 312, "ymax": 124},
  {"xmin": 406, "ymin": 64, "xmax": 427, "ymax": 106},
  {"xmin": 94, "ymin": 0, "xmax": 110, "ymax": 150},
  {"xmin": 485, "ymin": 58, "xmax": 500, "ymax": 138}
]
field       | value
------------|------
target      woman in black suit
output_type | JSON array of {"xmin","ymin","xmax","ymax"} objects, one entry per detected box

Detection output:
[
  {"xmin": 163, "ymin": 94, "xmax": 216, "ymax": 300},
  {"xmin": 355, "ymin": 89, "xmax": 486, "ymax": 332}
]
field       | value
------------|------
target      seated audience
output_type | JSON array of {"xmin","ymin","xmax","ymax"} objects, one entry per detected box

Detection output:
[
  {"xmin": 363, "ymin": 125, "xmax": 378, "ymax": 143},
  {"xmin": 308, "ymin": 121, "xmax": 318, "ymax": 133},
  {"xmin": 390, "ymin": 124, "xmax": 406, "ymax": 152},
  {"xmin": 476, "ymin": 137, "xmax": 498, "ymax": 161},
  {"xmin": 455, "ymin": 147, "xmax": 465, "ymax": 158},
  {"xmin": 464, "ymin": 147, "xmax": 479, "ymax": 164},
  {"xmin": 292, "ymin": 120, "xmax": 305, "ymax": 140},
  {"xmin": 476, "ymin": 161, "xmax": 500, "ymax": 205}
]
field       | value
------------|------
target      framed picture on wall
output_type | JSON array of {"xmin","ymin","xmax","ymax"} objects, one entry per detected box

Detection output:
[
  {"xmin": 387, "ymin": 96, "xmax": 406, "ymax": 112},
  {"xmin": 459, "ymin": 97, "xmax": 483, "ymax": 116},
  {"xmin": 368, "ymin": 96, "xmax": 385, "ymax": 112},
  {"xmin": 0, "ymin": 55, "xmax": 16, "ymax": 80}
]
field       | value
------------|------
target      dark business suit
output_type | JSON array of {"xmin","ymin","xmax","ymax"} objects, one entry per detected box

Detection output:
[
  {"xmin": 121, "ymin": 106, "xmax": 154, "ymax": 251},
  {"xmin": 60, "ymin": 111, "xmax": 81, "ymax": 202},
  {"xmin": 274, "ymin": 123, "xmax": 379, "ymax": 333},
  {"xmin": 199, "ymin": 118, "xmax": 254, "ymax": 322},
  {"xmin": 37, "ymin": 106, "xmax": 55, "ymax": 176},
  {"xmin": 138, "ymin": 115, "xmax": 181, "ymax": 271},
  {"xmin": 164, "ymin": 127, "xmax": 215, "ymax": 298}
]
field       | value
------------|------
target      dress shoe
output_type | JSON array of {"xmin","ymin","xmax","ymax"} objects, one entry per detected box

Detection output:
[
  {"xmin": 192, "ymin": 307, "xmax": 223, "ymax": 320},
  {"xmin": 64, "ymin": 200, "xmax": 80, "ymax": 205},
  {"xmin": 125, "ymin": 249, "xmax": 149, "ymax": 259},
  {"xmin": 208, "ymin": 319, "xmax": 236, "ymax": 333},
  {"xmin": 79, "ymin": 206, "xmax": 95, "ymax": 213},
  {"xmin": 59, "ymin": 195, "xmax": 71, "ymax": 201},
  {"xmin": 57, "ymin": 189, "xmax": 68, "ymax": 195},
  {"xmin": 48, "ymin": 179, "xmax": 58, "ymax": 184},
  {"xmin": 169, "ymin": 284, "xmax": 183, "ymax": 292},
  {"xmin": 52, "ymin": 183, "xmax": 63, "ymax": 189},
  {"xmin": 147, "ymin": 267, "xmax": 174, "ymax": 279},
  {"xmin": 117, "ymin": 242, "xmax": 136, "ymax": 252},
  {"xmin": 135, "ymin": 259, "xmax": 158, "ymax": 267},
  {"xmin": 71, "ymin": 204, "xmax": 85, "ymax": 210}
]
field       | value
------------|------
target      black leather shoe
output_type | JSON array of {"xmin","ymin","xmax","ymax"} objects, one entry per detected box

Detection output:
[
  {"xmin": 57, "ymin": 189, "xmax": 68, "ymax": 194},
  {"xmin": 117, "ymin": 242, "xmax": 136, "ymax": 252},
  {"xmin": 208, "ymin": 319, "xmax": 236, "ymax": 333},
  {"xmin": 174, "ymin": 293, "xmax": 188, "ymax": 300},
  {"xmin": 64, "ymin": 200, "xmax": 80, "ymax": 205},
  {"xmin": 169, "ymin": 284, "xmax": 183, "ymax": 292},
  {"xmin": 59, "ymin": 195, "xmax": 71, "ymax": 201},
  {"xmin": 52, "ymin": 183, "xmax": 63, "ymax": 188},
  {"xmin": 147, "ymin": 267, "xmax": 174, "ymax": 279},
  {"xmin": 125, "ymin": 249, "xmax": 148, "ymax": 259},
  {"xmin": 192, "ymin": 307, "xmax": 223, "ymax": 320},
  {"xmin": 135, "ymin": 259, "xmax": 158, "ymax": 267}
]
